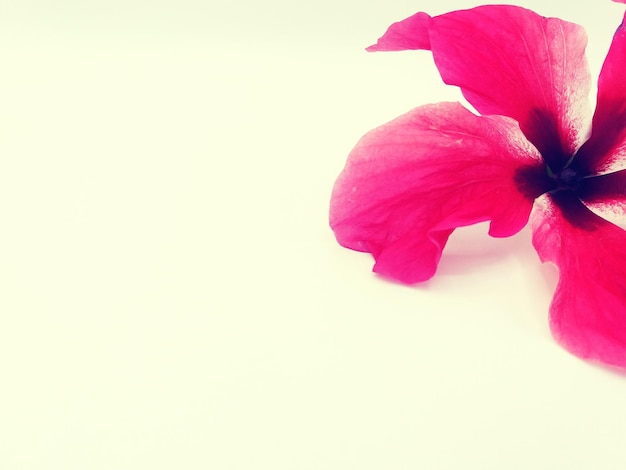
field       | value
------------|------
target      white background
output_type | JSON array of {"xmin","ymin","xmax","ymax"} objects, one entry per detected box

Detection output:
[{"xmin": 1, "ymin": 1, "xmax": 626, "ymax": 468}]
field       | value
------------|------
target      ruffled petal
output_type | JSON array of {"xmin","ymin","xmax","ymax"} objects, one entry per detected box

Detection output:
[
  {"xmin": 572, "ymin": 12, "xmax": 626, "ymax": 174},
  {"xmin": 532, "ymin": 191, "xmax": 626, "ymax": 367},
  {"xmin": 330, "ymin": 102, "xmax": 546, "ymax": 284},
  {"xmin": 368, "ymin": 6, "xmax": 591, "ymax": 171}
]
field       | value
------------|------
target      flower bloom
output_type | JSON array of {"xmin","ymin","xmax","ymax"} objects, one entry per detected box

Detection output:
[{"xmin": 329, "ymin": 3, "xmax": 626, "ymax": 368}]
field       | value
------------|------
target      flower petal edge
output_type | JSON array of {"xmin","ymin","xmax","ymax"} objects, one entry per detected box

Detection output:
[{"xmin": 366, "ymin": 12, "xmax": 431, "ymax": 52}]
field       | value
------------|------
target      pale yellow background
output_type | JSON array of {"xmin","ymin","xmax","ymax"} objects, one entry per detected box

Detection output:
[{"xmin": 1, "ymin": 1, "xmax": 625, "ymax": 468}]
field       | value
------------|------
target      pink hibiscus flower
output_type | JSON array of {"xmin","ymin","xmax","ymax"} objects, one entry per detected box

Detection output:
[{"xmin": 330, "ymin": 3, "xmax": 626, "ymax": 368}]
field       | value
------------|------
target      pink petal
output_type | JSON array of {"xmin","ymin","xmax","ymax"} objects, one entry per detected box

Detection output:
[
  {"xmin": 330, "ymin": 102, "xmax": 546, "ymax": 284},
  {"xmin": 572, "ymin": 12, "xmax": 626, "ymax": 173},
  {"xmin": 368, "ymin": 6, "xmax": 591, "ymax": 171},
  {"xmin": 366, "ymin": 12, "xmax": 431, "ymax": 52},
  {"xmin": 532, "ymin": 191, "xmax": 626, "ymax": 367}
]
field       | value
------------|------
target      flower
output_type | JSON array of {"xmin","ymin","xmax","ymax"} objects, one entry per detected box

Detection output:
[{"xmin": 329, "ymin": 3, "xmax": 626, "ymax": 368}]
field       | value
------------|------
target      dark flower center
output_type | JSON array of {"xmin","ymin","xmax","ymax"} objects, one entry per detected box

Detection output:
[{"xmin": 550, "ymin": 166, "xmax": 582, "ymax": 191}]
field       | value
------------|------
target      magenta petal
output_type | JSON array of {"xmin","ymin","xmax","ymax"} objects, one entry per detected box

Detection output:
[
  {"xmin": 532, "ymin": 191, "xmax": 626, "ymax": 367},
  {"xmin": 574, "ymin": 12, "xmax": 626, "ymax": 173},
  {"xmin": 330, "ymin": 102, "xmax": 543, "ymax": 284},
  {"xmin": 430, "ymin": 6, "xmax": 591, "ymax": 168},
  {"xmin": 383, "ymin": 6, "xmax": 591, "ymax": 170},
  {"xmin": 366, "ymin": 12, "xmax": 431, "ymax": 52}
]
